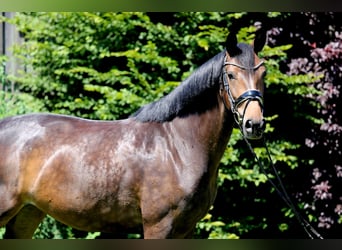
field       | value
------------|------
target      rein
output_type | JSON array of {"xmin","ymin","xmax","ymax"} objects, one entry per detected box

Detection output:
[
  {"xmin": 241, "ymin": 135, "xmax": 324, "ymax": 239},
  {"xmin": 221, "ymin": 57, "xmax": 323, "ymax": 239}
]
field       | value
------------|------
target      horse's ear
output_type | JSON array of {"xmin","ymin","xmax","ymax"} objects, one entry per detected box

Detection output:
[
  {"xmin": 225, "ymin": 31, "xmax": 241, "ymax": 57},
  {"xmin": 254, "ymin": 28, "xmax": 267, "ymax": 54}
]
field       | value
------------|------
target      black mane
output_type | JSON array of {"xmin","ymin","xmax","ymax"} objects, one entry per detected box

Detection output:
[{"xmin": 132, "ymin": 51, "xmax": 226, "ymax": 122}]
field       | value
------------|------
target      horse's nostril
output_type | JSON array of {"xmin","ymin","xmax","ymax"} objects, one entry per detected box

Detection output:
[
  {"xmin": 245, "ymin": 119, "xmax": 265, "ymax": 132},
  {"xmin": 245, "ymin": 119, "xmax": 253, "ymax": 129}
]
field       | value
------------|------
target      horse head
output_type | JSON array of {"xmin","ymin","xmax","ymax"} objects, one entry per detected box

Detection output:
[{"xmin": 221, "ymin": 29, "xmax": 267, "ymax": 140}]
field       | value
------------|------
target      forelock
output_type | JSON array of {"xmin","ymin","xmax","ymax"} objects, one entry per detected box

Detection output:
[{"xmin": 235, "ymin": 43, "xmax": 255, "ymax": 68}]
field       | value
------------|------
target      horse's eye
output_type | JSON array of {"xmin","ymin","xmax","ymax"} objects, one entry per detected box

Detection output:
[{"xmin": 227, "ymin": 72, "xmax": 236, "ymax": 80}]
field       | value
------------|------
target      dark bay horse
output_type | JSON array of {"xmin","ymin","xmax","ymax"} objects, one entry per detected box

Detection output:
[{"xmin": 0, "ymin": 31, "xmax": 267, "ymax": 238}]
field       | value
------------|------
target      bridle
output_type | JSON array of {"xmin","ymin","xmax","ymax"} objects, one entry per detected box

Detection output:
[
  {"xmin": 221, "ymin": 56, "xmax": 264, "ymax": 127},
  {"xmin": 220, "ymin": 55, "xmax": 324, "ymax": 239}
]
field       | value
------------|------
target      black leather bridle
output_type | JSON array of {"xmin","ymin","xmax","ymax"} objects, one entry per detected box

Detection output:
[{"xmin": 221, "ymin": 56, "xmax": 264, "ymax": 127}]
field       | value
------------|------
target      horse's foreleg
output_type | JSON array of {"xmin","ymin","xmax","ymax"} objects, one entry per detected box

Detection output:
[
  {"xmin": 142, "ymin": 212, "xmax": 196, "ymax": 239},
  {"xmin": 142, "ymin": 213, "xmax": 174, "ymax": 239},
  {"xmin": 143, "ymin": 221, "xmax": 195, "ymax": 239},
  {"xmin": 4, "ymin": 204, "xmax": 45, "ymax": 239}
]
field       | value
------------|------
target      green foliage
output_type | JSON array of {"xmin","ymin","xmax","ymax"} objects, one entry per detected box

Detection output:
[
  {"xmin": 0, "ymin": 227, "xmax": 4, "ymax": 238},
  {"xmin": 6, "ymin": 12, "xmax": 182, "ymax": 119},
  {"xmin": 0, "ymin": 56, "xmax": 45, "ymax": 118},
  {"xmin": 33, "ymin": 216, "xmax": 74, "ymax": 239},
  {"xmin": 196, "ymin": 213, "xmax": 240, "ymax": 239},
  {"xmin": 261, "ymin": 44, "xmax": 321, "ymax": 96},
  {"xmin": 0, "ymin": 90, "xmax": 45, "ymax": 118}
]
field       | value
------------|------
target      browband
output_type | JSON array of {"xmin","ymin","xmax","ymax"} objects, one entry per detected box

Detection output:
[{"xmin": 223, "ymin": 60, "xmax": 264, "ymax": 71}]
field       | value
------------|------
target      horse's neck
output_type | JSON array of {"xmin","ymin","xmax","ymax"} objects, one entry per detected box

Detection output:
[{"xmin": 170, "ymin": 96, "xmax": 233, "ymax": 172}]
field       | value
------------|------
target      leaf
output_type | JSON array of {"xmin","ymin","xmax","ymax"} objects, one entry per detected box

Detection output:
[
  {"xmin": 197, "ymin": 38, "xmax": 209, "ymax": 51},
  {"xmin": 210, "ymin": 221, "xmax": 226, "ymax": 227}
]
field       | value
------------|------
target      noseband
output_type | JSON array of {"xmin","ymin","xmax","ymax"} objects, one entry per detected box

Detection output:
[{"xmin": 221, "ymin": 57, "xmax": 264, "ymax": 126}]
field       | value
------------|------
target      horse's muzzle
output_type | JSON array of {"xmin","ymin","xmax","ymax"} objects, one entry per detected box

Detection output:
[{"xmin": 243, "ymin": 118, "xmax": 266, "ymax": 140}]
